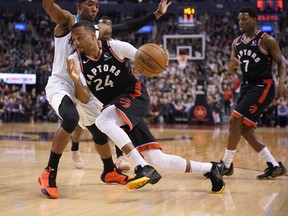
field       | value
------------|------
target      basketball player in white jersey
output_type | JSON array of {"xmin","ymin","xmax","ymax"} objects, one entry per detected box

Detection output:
[{"xmin": 38, "ymin": 0, "xmax": 171, "ymax": 199}]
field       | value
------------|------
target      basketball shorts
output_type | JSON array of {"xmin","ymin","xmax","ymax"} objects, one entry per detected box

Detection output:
[
  {"xmin": 109, "ymin": 82, "xmax": 161, "ymax": 152},
  {"xmin": 46, "ymin": 76, "xmax": 102, "ymax": 128},
  {"xmin": 232, "ymin": 79, "xmax": 275, "ymax": 128},
  {"xmin": 110, "ymin": 82, "xmax": 150, "ymax": 130},
  {"xmin": 127, "ymin": 119, "xmax": 162, "ymax": 153}
]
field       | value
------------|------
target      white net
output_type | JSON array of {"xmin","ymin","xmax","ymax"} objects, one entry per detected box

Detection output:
[{"xmin": 177, "ymin": 54, "xmax": 189, "ymax": 70}]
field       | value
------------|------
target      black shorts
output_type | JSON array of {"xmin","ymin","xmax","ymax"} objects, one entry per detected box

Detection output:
[
  {"xmin": 232, "ymin": 79, "xmax": 275, "ymax": 128},
  {"xmin": 110, "ymin": 81, "xmax": 149, "ymax": 130},
  {"xmin": 109, "ymin": 81, "xmax": 161, "ymax": 152},
  {"xmin": 127, "ymin": 119, "xmax": 161, "ymax": 152}
]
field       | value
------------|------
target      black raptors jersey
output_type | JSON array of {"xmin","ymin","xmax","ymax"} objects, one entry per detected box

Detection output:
[
  {"xmin": 79, "ymin": 40, "xmax": 138, "ymax": 105},
  {"xmin": 235, "ymin": 30, "xmax": 273, "ymax": 83}
]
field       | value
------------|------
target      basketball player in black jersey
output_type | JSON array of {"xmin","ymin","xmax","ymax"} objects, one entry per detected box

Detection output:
[
  {"xmin": 67, "ymin": 20, "xmax": 226, "ymax": 193},
  {"xmin": 221, "ymin": 7, "xmax": 287, "ymax": 179},
  {"xmin": 39, "ymin": 0, "xmax": 171, "ymax": 199}
]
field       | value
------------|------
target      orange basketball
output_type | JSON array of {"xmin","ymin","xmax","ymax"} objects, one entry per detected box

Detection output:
[{"xmin": 134, "ymin": 43, "xmax": 169, "ymax": 77}]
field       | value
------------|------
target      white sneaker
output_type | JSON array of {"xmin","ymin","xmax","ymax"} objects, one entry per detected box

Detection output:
[
  {"xmin": 116, "ymin": 156, "xmax": 131, "ymax": 172},
  {"xmin": 71, "ymin": 151, "xmax": 84, "ymax": 169}
]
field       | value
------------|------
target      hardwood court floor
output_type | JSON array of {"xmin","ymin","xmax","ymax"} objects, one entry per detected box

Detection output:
[{"xmin": 0, "ymin": 122, "xmax": 287, "ymax": 216}]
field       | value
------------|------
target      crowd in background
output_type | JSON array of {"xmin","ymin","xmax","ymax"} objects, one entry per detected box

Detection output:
[{"xmin": 0, "ymin": 8, "xmax": 287, "ymax": 127}]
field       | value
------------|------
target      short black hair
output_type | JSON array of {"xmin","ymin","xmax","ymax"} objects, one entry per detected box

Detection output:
[
  {"xmin": 98, "ymin": 16, "xmax": 112, "ymax": 25},
  {"xmin": 238, "ymin": 7, "xmax": 258, "ymax": 19},
  {"xmin": 72, "ymin": 20, "xmax": 96, "ymax": 33},
  {"xmin": 76, "ymin": 0, "xmax": 88, "ymax": 3}
]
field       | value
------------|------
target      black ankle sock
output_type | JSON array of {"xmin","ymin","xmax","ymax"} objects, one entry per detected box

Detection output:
[
  {"xmin": 71, "ymin": 141, "xmax": 79, "ymax": 151},
  {"xmin": 115, "ymin": 146, "xmax": 123, "ymax": 158},
  {"xmin": 47, "ymin": 151, "xmax": 62, "ymax": 170},
  {"xmin": 101, "ymin": 157, "xmax": 115, "ymax": 172}
]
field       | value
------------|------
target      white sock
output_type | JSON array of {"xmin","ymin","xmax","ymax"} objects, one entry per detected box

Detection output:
[
  {"xmin": 127, "ymin": 149, "xmax": 147, "ymax": 167},
  {"xmin": 190, "ymin": 161, "xmax": 212, "ymax": 173},
  {"xmin": 222, "ymin": 149, "xmax": 236, "ymax": 168},
  {"xmin": 258, "ymin": 147, "xmax": 279, "ymax": 167}
]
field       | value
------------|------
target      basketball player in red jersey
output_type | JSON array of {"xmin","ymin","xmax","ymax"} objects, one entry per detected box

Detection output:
[
  {"xmin": 221, "ymin": 7, "xmax": 287, "ymax": 179},
  {"xmin": 67, "ymin": 20, "xmax": 226, "ymax": 194},
  {"xmin": 39, "ymin": 0, "xmax": 171, "ymax": 199}
]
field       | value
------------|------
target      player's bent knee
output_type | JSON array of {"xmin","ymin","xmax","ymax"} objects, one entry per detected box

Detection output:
[
  {"xmin": 95, "ymin": 116, "xmax": 109, "ymax": 133},
  {"xmin": 59, "ymin": 95, "xmax": 79, "ymax": 133},
  {"xmin": 86, "ymin": 124, "xmax": 108, "ymax": 145},
  {"xmin": 61, "ymin": 115, "xmax": 79, "ymax": 133},
  {"xmin": 93, "ymin": 134, "xmax": 108, "ymax": 145}
]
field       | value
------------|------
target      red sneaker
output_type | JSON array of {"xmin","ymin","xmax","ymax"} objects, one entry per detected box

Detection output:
[
  {"xmin": 38, "ymin": 167, "xmax": 58, "ymax": 199},
  {"xmin": 101, "ymin": 168, "xmax": 130, "ymax": 185}
]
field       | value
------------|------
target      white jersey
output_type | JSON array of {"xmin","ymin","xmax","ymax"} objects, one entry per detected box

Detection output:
[
  {"xmin": 45, "ymin": 16, "xmax": 102, "ymax": 128},
  {"xmin": 50, "ymin": 16, "xmax": 100, "ymax": 80}
]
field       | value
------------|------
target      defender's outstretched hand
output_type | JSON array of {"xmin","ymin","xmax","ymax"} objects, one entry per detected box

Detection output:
[
  {"xmin": 66, "ymin": 58, "xmax": 80, "ymax": 83},
  {"xmin": 154, "ymin": 0, "xmax": 172, "ymax": 19}
]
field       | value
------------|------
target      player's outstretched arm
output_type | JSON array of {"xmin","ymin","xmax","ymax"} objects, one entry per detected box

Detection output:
[
  {"xmin": 154, "ymin": 0, "xmax": 172, "ymax": 19},
  {"xmin": 42, "ymin": 0, "xmax": 73, "ymax": 26},
  {"xmin": 111, "ymin": 0, "xmax": 171, "ymax": 37}
]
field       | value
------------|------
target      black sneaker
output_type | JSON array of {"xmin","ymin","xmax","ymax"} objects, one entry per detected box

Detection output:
[
  {"xmin": 126, "ymin": 165, "xmax": 162, "ymax": 190},
  {"xmin": 204, "ymin": 162, "xmax": 225, "ymax": 194},
  {"xmin": 221, "ymin": 160, "xmax": 234, "ymax": 176},
  {"xmin": 257, "ymin": 162, "xmax": 287, "ymax": 179}
]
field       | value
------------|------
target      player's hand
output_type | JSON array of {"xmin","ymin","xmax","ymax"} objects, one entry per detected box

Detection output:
[
  {"xmin": 154, "ymin": 0, "xmax": 172, "ymax": 19},
  {"xmin": 277, "ymin": 82, "xmax": 288, "ymax": 100},
  {"xmin": 228, "ymin": 57, "xmax": 241, "ymax": 73},
  {"xmin": 66, "ymin": 58, "xmax": 80, "ymax": 83}
]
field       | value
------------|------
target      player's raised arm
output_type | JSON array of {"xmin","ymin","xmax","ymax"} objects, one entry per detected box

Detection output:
[
  {"xmin": 108, "ymin": 40, "xmax": 137, "ymax": 61},
  {"xmin": 111, "ymin": 0, "xmax": 171, "ymax": 37},
  {"xmin": 42, "ymin": 0, "xmax": 74, "ymax": 26}
]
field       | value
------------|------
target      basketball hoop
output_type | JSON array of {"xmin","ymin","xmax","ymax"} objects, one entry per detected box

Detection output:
[{"xmin": 177, "ymin": 54, "xmax": 189, "ymax": 70}]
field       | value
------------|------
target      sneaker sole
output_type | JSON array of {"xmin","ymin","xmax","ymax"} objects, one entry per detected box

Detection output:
[
  {"xmin": 38, "ymin": 177, "xmax": 58, "ymax": 199},
  {"xmin": 212, "ymin": 184, "xmax": 225, "ymax": 194},
  {"xmin": 223, "ymin": 170, "xmax": 234, "ymax": 176},
  {"xmin": 104, "ymin": 178, "xmax": 128, "ymax": 185},
  {"xmin": 126, "ymin": 176, "xmax": 150, "ymax": 190},
  {"xmin": 257, "ymin": 174, "xmax": 286, "ymax": 180},
  {"xmin": 149, "ymin": 173, "xmax": 162, "ymax": 185}
]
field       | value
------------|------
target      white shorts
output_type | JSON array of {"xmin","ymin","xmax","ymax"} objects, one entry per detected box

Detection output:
[{"xmin": 45, "ymin": 76, "xmax": 102, "ymax": 129}]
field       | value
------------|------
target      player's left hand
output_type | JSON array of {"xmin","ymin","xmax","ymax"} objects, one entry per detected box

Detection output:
[
  {"xmin": 66, "ymin": 58, "xmax": 80, "ymax": 83},
  {"xmin": 154, "ymin": 0, "xmax": 172, "ymax": 19},
  {"xmin": 277, "ymin": 82, "xmax": 288, "ymax": 99}
]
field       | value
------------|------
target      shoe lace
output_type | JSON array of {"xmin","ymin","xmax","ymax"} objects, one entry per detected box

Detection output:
[{"xmin": 46, "ymin": 167, "xmax": 57, "ymax": 187}]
